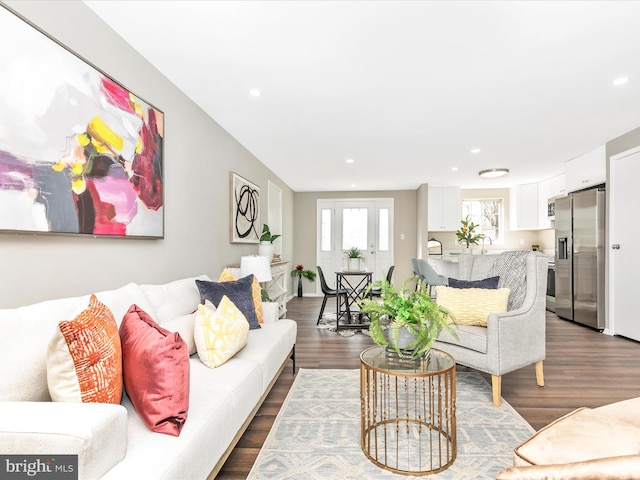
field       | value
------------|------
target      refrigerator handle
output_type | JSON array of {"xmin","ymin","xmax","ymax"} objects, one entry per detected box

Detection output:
[{"xmin": 557, "ymin": 237, "xmax": 568, "ymax": 260}]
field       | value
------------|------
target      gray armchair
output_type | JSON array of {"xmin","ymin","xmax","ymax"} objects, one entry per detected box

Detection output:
[{"xmin": 433, "ymin": 252, "xmax": 548, "ymax": 406}]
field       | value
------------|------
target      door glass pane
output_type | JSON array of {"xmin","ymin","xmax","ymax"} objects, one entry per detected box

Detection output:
[
  {"xmin": 321, "ymin": 209, "xmax": 332, "ymax": 251},
  {"xmin": 378, "ymin": 208, "xmax": 389, "ymax": 251},
  {"xmin": 342, "ymin": 208, "xmax": 368, "ymax": 250}
]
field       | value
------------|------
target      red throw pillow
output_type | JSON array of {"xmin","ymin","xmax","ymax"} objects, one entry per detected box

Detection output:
[{"xmin": 119, "ymin": 304, "xmax": 190, "ymax": 436}]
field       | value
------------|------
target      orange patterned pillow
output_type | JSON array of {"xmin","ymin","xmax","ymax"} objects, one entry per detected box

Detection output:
[
  {"xmin": 46, "ymin": 294, "xmax": 123, "ymax": 404},
  {"xmin": 218, "ymin": 268, "xmax": 263, "ymax": 323}
]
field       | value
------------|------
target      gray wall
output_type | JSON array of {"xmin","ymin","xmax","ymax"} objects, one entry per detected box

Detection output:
[
  {"xmin": 0, "ymin": 1, "xmax": 294, "ymax": 308},
  {"xmin": 293, "ymin": 190, "xmax": 417, "ymax": 292}
]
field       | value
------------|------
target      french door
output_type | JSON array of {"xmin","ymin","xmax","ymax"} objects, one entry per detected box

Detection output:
[{"xmin": 316, "ymin": 198, "xmax": 394, "ymax": 294}]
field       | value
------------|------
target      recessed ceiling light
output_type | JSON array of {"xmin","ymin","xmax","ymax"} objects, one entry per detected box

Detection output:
[
  {"xmin": 479, "ymin": 168, "xmax": 509, "ymax": 179},
  {"xmin": 451, "ymin": 166, "xmax": 458, "ymax": 171},
  {"xmin": 345, "ymin": 158, "xmax": 355, "ymax": 164},
  {"xmin": 612, "ymin": 77, "xmax": 629, "ymax": 87},
  {"xmin": 470, "ymin": 148, "xmax": 481, "ymax": 154},
  {"xmin": 350, "ymin": 183, "xmax": 356, "ymax": 188},
  {"xmin": 248, "ymin": 88, "xmax": 261, "ymax": 96}
]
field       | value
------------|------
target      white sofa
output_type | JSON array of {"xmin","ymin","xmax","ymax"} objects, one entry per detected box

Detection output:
[{"xmin": 0, "ymin": 275, "xmax": 297, "ymax": 479}]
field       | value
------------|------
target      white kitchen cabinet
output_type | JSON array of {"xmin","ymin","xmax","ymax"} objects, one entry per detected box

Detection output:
[
  {"xmin": 537, "ymin": 178, "xmax": 553, "ymax": 229},
  {"xmin": 551, "ymin": 173, "xmax": 566, "ymax": 197},
  {"xmin": 565, "ymin": 145, "xmax": 606, "ymax": 192},
  {"xmin": 511, "ymin": 183, "xmax": 539, "ymax": 230},
  {"xmin": 428, "ymin": 186, "xmax": 461, "ymax": 231}
]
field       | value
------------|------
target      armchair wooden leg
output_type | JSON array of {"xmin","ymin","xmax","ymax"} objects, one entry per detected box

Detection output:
[
  {"xmin": 491, "ymin": 375, "xmax": 501, "ymax": 407},
  {"xmin": 535, "ymin": 361, "xmax": 545, "ymax": 387}
]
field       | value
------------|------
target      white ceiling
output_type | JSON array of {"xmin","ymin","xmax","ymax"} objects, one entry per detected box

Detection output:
[{"xmin": 84, "ymin": 0, "xmax": 640, "ymax": 192}]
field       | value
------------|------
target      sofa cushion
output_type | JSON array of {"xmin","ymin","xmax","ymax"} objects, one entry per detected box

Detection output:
[
  {"xmin": 219, "ymin": 268, "xmax": 264, "ymax": 323},
  {"xmin": 0, "ymin": 401, "xmax": 127, "ymax": 480},
  {"xmin": 141, "ymin": 275, "xmax": 211, "ymax": 325},
  {"xmin": 194, "ymin": 298, "xmax": 249, "ymax": 368},
  {"xmin": 161, "ymin": 312, "xmax": 197, "ymax": 356},
  {"xmin": 436, "ymin": 324, "xmax": 488, "ymax": 353},
  {"xmin": 514, "ymin": 407, "xmax": 640, "ymax": 467},
  {"xmin": 448, "ymin": 276, "xmax": 500, "ymax": 289},
  {"xmin": 196, "ymin": 276, "xmax": 260, "ymax": 329},
  {"xmin": 435, "ymin": 286, "xmax": 510, "ymax": 326},
  {"xmin": 46, "ymin": 295, "xmax": 123, "ymax": 404},
  {"xmin": 120, "ymin": 305, "xmax": 190, "ymax": 437},
  {"xmin": 0, "ymin": 283, "xmax": 154, "ymax": 402}
]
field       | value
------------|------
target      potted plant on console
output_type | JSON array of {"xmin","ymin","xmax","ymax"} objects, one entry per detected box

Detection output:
[
  {"xmin": 258, "ymin": 224, "xmax": 281, "ymax": 261},
  {"xmin": 290, "ymin": 264, "xmax": 316, "ymax": 297},
  {"xmin": 360, "ymin": 278, "xmax": 457, "ymax": 358}
]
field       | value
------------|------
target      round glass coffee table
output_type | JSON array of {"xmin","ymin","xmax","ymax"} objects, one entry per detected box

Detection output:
[{"xmin": 360, "ymin": 346, "xmax": 456, "ymax": 475}]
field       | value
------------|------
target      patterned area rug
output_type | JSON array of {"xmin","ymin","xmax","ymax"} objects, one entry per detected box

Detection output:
[
  {"xmin": 248, "ymin": 369, "xmax": 534, "ymax": 479},
  {"xmin": 316, "ymin": 314, "xmax": 372, "ymax": 337}
]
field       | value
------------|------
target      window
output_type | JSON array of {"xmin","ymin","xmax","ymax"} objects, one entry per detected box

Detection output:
[
  {"xmin": 320, "ymin": 209, "xmax": 332, "ymax": 251},
  {"xmin": 462, "ymin": 199, "xmax": 503, "ymax": 244},
  {"xmin": 378, "ymin": 208, "xmax": 389, "ymax": 251},
  {"xmin": 341, "ymin": 208, "xmax": 368, "ymax": 251}
]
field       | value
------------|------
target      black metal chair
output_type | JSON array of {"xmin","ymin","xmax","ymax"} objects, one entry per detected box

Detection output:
[
  {"xmin": 316, "ymin": 266, "xmax": 351, "ymax": 325},
  {"xmin": 368, "ymin": 266, "xmax": 395, "ymax": 298}
]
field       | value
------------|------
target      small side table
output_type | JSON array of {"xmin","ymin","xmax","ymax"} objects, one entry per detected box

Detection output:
[{"xmin": 360, "ymin": 346, "xmax": 456, "ymax": 475}]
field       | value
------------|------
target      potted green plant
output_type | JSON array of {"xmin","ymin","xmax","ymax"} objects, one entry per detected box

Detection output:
[
  {"xmin": 344, "ymin": 246, "xmax": 363, "ymax": 271},
  {"xmin": 360, "ymin": 278, "xmax": 457, "ymax": 358},
  {"xmin": 531, "ymin": 244, "xmax": 540, "ymax": 251},
  {"xmin": 258, "ymin": 224, "xmax": 281, "ymax": 260},
  {"xmin": 455, "ymin": 215, "xmax": 485, "ymax": 253},
  {"xmin": 290, "ymin": 264, "xmax": 316, "ymax": 297}
]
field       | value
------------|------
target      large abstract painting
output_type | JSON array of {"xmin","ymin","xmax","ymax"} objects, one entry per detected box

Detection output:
[
  {"xmin": 0, "ymin": 7, "xmax": 164, "ymax": 238},
  {"xmin": 230, "ymin": 172, "xmax": 260, "ymax": 243}
]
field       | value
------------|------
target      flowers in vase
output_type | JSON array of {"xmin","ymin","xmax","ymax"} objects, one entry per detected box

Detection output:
[{"xmin": 455, "ymin": 215, "xmax": 485, "ymax": 248}]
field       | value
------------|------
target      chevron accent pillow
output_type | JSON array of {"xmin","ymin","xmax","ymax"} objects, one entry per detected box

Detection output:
[
  {"xmin": 218, "ymin": 268, "xmax": 263, "ymax": 323},
  {"xmin": 435, "ymin": 286, "xmax": 510, "ymax": 327}
]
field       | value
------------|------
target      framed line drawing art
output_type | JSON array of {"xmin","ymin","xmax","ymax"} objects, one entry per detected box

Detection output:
[
  {"xmin": 0, "ymin": 6, "xmax": 164, "ymax": 238},
  {"xmin": 230, "ymin": 172, "xmax": 260, "ymax": 243}
]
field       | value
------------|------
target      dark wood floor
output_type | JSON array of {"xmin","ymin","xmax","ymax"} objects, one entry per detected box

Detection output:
[{"xmin": 217, "ymin": 296, "xmax": 640, "ymax": 479}]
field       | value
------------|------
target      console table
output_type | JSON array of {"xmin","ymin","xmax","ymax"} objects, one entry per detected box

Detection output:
[{"xmin": 360, "ymin": 346, "xmax": 457, "ymax": 475}]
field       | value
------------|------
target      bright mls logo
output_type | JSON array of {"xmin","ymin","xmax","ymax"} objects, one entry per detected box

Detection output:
[{"xmin": 0, "ymin": 455, "xmax": 77, "ymax": 479}]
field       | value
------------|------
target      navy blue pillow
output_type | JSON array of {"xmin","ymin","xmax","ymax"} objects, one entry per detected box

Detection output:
[
  {"xmin": 196, "ymin": 276, "xmax": 261, "ymax": 329},
  {"xmin": 448, "ymin": 276, "xmax": 500, "ymax": 289}
]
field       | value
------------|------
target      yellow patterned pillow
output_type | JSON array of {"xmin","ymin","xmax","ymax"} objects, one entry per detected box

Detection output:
[
  {"xmin": 194, "ymin": 297, "xmax": 249, "ymax": 368},
  {"xmin": 218, "ymin": 268, "xmax": 263, "ymax": 323},
  {"xmin": 435, "ymin": 286, "xmax": 510, "ymax": 327}
]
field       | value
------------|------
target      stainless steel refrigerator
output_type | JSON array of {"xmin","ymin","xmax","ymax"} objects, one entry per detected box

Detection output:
[{"xmin": 554, "ymin": 186, "xmax": 606, "ymax": 329}]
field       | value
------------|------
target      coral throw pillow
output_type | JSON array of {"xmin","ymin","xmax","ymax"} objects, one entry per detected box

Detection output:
[
  {"xmin": 47, "ymin": 294, "xmax": 122, "ymax": 404},
  {"xmin": 218, "ymin": 268, "xmax": 264, "ymax": 323},
  {"xmin": 435, "ymin": 286, "xmax": 510, "ymax": 327},
  {"xmin": 119, "ymin": 304, "xmax": 190, "ymax": 436},
  {"xmin": 194, "ymin": 297, "xmax": 249, "ymax": 368}
]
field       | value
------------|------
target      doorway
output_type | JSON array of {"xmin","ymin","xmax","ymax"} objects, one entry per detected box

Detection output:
[
  {"xmin": 316, "ymin": 198, "xmax": 394, "ymax": 294},
  {"xmin": 609, "ymin": 147, "xmax": 640, "ymax": 341}
]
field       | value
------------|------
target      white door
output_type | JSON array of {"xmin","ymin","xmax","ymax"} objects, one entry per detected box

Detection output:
[
  {"xmin": 317, "ymin": 198, "xmax": 394, "ymax": 293},
  {"xmin": 609, "ymin": 147, "xmax": 640, "ymax": 341}
]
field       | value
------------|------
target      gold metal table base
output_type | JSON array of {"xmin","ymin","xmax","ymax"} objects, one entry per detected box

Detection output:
[{"xmin": 360, "ymin": 347, "xmax": 456, "ymax": 475}]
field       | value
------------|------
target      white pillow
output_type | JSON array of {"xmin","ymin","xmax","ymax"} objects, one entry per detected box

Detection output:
[
  {"xmin": 161, "ymin": 313, "xmax": 197, "ymax": 356},
  {"xmin": 194, "ymin": 298, "xmax": 249, "ymax": 368}
]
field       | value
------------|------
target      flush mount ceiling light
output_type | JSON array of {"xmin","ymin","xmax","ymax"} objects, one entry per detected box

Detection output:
[
  {"xmin": 248, "ymin": 88, "xmax": 261, "ymax": 96},
  {"xmin": 612, "ymin": 76, "xmax": 629, "ymax": 86},
  {"xmin": 345, "ymin": 158, "xmax": 355, "ymax": 164},
  {"xmin": 470, "ymin": 148, "xmax": 481, "ymax": 154},
  {"xmin": 479, "ymin": 168, "xmax": 509, "ymax": 179}
]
